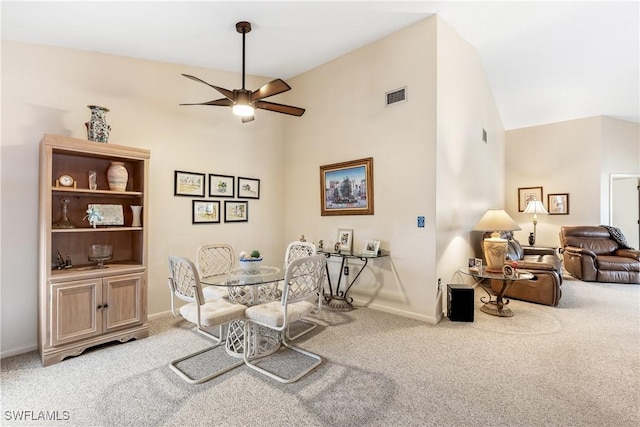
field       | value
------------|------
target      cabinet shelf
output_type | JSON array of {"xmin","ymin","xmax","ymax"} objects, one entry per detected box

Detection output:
[
  {"xmin": 52, "ymin": 188, "xmax": 143, "ymax": 197},
  {"xmin": 52, "ymin": 227, "xmax": 143, "ymax": 233}
]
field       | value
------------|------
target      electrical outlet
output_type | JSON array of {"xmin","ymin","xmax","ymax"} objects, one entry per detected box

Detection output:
[
  {"xmin": 438, "ymin": 278, "xmax": 441, "ymax": 290},
  {"xmin": 417, "ymin": 216, "xmax": 425, "ymax": 227},
  {"xmin": 344, "ymin": 266, "xmax": 349, "ymax": 276}
]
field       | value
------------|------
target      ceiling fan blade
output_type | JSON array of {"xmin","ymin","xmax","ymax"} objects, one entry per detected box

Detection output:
[
  {"xmin": 179, "ymin": 98, "xmax": 233, "ymax": 107},
  {"xmin": 255, "ymin": 100, "xmax": 305, "ymax": 117},
  {"xmin": 241, "ymin": 116, "xmax": 255, "ymax": 123},
  {"xmin": 181, "ymin": 74, "xmax": 235, "ymax": 101},
  {"xmin": 250, "ymin": 79, "xmax": 291, "ymax": 102}
]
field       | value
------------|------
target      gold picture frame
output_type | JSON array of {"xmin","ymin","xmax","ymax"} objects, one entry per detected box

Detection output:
[{"xmin": 320, "ymin": 157, "xmax": 374, "ymax": 216}]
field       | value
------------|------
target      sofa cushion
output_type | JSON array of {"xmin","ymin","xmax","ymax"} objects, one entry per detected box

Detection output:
[{"xmin": 597, "ymin": 255, "xmax": 640, "ymax": 272}]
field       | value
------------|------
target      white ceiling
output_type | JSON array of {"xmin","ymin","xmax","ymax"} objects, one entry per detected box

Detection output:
[{"xmin": 2, "ymin": 1, "xmax": 638, "ymax": 130}]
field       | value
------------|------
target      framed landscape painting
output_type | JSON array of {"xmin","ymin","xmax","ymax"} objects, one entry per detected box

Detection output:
[
  {"xmin": 174, "ymin": 170, "xmax": 205, "ymax": 197},
  {"xmin": 192, "ymin": 200, "xmax": 220, "ymax": 224},
  {"xmin": 320, "ymin": 157, "xmax": 374, "ymax": 216},
  {"xmin": 224, "ymin": 201, "xmax": 248, "ymax": 222},
  {"xmin": 238, "ymin": 177, "xmax": 260, "ymax": 199}
]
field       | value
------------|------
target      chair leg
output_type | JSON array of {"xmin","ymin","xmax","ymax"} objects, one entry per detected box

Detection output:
[
  {"xmin": 169, "ymin": 342, "xmax": 243, "ymax": 384},
  {"xmin": 196, "ymin": 324, "xmax": 224, "ymax": 345},
  {"xmin": 286, "ymin": 318, "xmax": 317, "ymax": 340},
  {"xmin": 243, "ymin": 320, "xmax": 322, "ymax": 384},
  {"xmin": 169, "ymin": 325, "xmax": 244, "ymax": 384}
]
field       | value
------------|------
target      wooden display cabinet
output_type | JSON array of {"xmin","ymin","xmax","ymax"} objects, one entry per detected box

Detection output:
[{"xmin": 38, "ymin": 134, "xmax": 150, "ymax": 366}]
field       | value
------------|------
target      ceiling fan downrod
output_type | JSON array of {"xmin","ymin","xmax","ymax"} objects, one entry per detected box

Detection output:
[{"xmin": 236, "ymin": 21, "xmax": 251, "ymax": 91}]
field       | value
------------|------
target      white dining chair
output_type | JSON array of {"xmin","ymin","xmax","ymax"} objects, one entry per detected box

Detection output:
[
  {"xmin": 196, "ymin": 243, "xmax": 235, "ymax": 300},
  {"xmin": 167, "ymin": 256, "xmax": 246, "ymax": 384},
  {"xmin": 243, "ymin": 254, "xmax": 326, "ymax": 383},
  {"xmin": 283, "ymin": 241, "xmax": 322, "ymax": 340}
]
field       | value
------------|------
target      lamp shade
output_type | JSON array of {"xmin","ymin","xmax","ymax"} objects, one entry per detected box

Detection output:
[
  {"xmin": 473, "ymin": 209, "xmax": 521, "ymax": 232},
  {"xmin": 523, "ymin": 200, "xmax": 548, "ymax": 215}
]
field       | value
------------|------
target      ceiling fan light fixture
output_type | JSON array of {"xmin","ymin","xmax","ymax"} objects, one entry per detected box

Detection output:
[{"xmin": 232, "ymin": 103, "xmax": 255, "ymax": 117}]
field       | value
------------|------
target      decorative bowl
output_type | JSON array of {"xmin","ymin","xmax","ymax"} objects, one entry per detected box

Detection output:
[
  {"xmin": 88, "ymin": 244, "xmax": 113, "ymax": 268},
  {"xmin": 239, "ymin": 257, "xmax": 263, "ymax": 272}
]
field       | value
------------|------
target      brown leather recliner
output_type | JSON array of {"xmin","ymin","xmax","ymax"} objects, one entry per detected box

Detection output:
[
  {"xmin": 559, "ymin": 226, "xmax": 640, "ymax": 284},
  {"xmin": 483, "ymin": 231, "xmax": 563, "ymax": 306}
]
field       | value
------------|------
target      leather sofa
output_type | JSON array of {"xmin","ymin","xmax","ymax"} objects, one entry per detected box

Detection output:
[
  {"xmin": 483, "ymin": 231, "xmax": 563, "ymax": 306},
  {"xmin": 559, "ymin": 226, "xmax": 640, "ymax": 284}
]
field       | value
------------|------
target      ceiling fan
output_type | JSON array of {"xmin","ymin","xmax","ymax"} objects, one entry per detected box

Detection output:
[{"xmin": 180, "ymin": 21, "xmax": 305, "ymax": 123}]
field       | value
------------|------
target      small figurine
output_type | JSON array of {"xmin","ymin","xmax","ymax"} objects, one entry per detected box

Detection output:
[
  {"xmin": 334, "ymin": 242, "xmax": 341, "ymax": 252},
  {"xmin": 318, "ymin": 240, "xmax": 324, "ymax": 250},
  {"xmin": 300, "ymin": 234, "xmax": 306, "ymax": 242}
]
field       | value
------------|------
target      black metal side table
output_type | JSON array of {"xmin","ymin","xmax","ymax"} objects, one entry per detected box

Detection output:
[{"xmin": 318, "ymin": 250, "xmax": 388, "ymax": 311}]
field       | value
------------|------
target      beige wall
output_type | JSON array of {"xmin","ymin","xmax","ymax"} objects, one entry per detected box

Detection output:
[
  {"xmin": 285, "ymin": 16, "xmax": 505, "ymax": 322},
  {"xmin": 1, "ymin": 40, "xmax": 287, "ymax": 356},
  {"xmin": 505, "ymin": 116, "xmax": 640, "ymax": 247},
  {"xmin": 435, "ymin": 17, "xmax": 506, "ymax": 314},
  {"xmin": 1, "ymin": 15, "xmax": 509, "ymax": 356}
]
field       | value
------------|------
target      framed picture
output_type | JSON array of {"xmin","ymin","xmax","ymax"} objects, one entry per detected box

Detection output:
[
  {"xmin": 468, "ymin": 257, "xmax": 482, "ymax": 272},
  {"xmin": 238, "ymin": 177, "xmax": 260, "ymax": 199},
  {"xmin": 174, "ymin": 170, "xmax": 205, "ymax": 197},
  {"xmin": 208, "ymin": 174, "xmax": 235, "ymax": 197},
  {"xmin": 502, "ymin": 264, "xmax": 515, "ymax": 278},
  {"xmin": 337, "ymin": 228, "xmax": 353, "ymax": 252},
  {"xmin": 192, "ymin": 200, "xmax": 220, "ymax": 224},
  {"xmin": 363, "ymin": 240, "xmax": 380, "ymax": 256},
  {"xmin": 518, "ymin": 186, "xmax": 543, "ymax": 212},
  {"xmin": 86, "ymin": 204, "xmax": 124, "ymax": 226},
  {"xmin": 548, "ymin": 193, "xmax": 569, "ymax": 215},
  {"xmin": 224, "ymin": 200, "xmax": 248, "ymax": 222},
  {"xmin": 320, "ymin": 157, "xmax": 374, "ymax": 216}
]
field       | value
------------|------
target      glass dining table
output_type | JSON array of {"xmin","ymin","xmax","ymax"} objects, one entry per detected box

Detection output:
[{"xmin": 201, "ymin": 266, "xmax": 284, "ymax": 358}]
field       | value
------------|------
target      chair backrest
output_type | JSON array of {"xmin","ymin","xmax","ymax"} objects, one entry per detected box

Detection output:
[
  {"xmin": 282, "ymin": 255, "xmax": 326, "ymax": 305},
  {"xmin": 560, "ymin": 226, "xmax": 619, "ymax": 255},
  {"xmin": 168, "ymin": 256, "xmax": 205, "ymax": 305},
  {"xmin": 284, "ymin": 241, "xmax": 317, "ymax": 267},
  {"xmin": 196, "ymin": 244, "xmax": 235, "ymax": 278}
]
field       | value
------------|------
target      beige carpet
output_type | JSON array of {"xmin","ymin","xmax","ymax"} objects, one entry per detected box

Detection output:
[{"xmin": 1, "ymin": 274, "xmax": 638, "ymax": 426}]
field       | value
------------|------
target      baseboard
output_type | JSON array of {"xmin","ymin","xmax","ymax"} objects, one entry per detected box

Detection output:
[
  {"xmin": 148, "ymin": 310, "xmax": 174, "ymax": 321},
  {"xmin": 1, "ymin": 343, "xmax": 37, "ymax": 359},
  {"xmin": 351, "ymin": 298, "xmax": 438, "ymax": 324}
]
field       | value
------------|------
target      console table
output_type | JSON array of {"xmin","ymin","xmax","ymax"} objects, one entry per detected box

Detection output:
[{"xmin": 318, "ymin": 250, "xmax": 388, "ymax": 311}]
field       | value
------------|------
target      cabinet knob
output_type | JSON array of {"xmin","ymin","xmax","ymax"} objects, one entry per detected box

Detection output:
[{"xmin": 96, "ymin": 305, "xmax": 103, "ymax": 310}]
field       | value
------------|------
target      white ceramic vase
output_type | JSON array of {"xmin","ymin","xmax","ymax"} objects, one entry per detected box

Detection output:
[
  {"xmin": 107, "ymin": 161, "xmax": 128, "ymax": 191},
  {"xmin": 130, "ymin": 205, "xmax": 142, "ymax": 227}
]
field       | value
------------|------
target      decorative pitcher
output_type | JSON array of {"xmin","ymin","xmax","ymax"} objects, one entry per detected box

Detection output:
[{"xmin": 85, "ymin": 105, "xmax": 111, "ymax": 143}]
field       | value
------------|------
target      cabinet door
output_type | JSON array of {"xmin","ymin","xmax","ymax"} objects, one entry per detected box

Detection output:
[
  {"xmin": 103, "ymin": 272, "xmax": 144, "ymax": 332},
  {"xmin": 51, "ymin": 279, "xmax": 102, "ymax": 346}
]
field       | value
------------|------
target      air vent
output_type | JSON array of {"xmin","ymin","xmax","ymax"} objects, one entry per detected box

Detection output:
[{"xmin": 385, "ymin": 87, "xmax": 407, "ymax": 107}]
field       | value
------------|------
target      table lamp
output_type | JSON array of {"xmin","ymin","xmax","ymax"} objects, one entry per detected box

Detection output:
[
  {"xmin": 473, "ymin": 209, "xmax": 521, "ymax": 272},
  {"xmin": 523, "ymin": 199, "xmax": 548, "ymax": 245}
]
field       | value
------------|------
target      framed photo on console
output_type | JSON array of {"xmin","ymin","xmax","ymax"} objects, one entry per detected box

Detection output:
[
  {"xmin": 363, "ymin": 240, "xmax": 380, "ymax": 256},
  {"xmin": 337, "ymin": 228, "xmax": 353, "ymax": 252}
]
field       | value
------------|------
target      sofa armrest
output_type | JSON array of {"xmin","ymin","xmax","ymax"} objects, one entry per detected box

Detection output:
[
  {"xmin": 615, "ymin": 248, "xmax": 640, "ymax": 261},
  {"xmin": 523, "ymin": 246, "xmax": 557, "ymax": 256},
  {"xmin": 564, "ymin": 246, "xmax": 597, "ymax": 259},
  {"xmin": 516, "ymin": 261, "xmax": 556, "ymax": 271}
]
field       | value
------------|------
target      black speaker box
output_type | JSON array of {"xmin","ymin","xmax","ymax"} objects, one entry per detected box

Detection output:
[{"xmin": 447, "ymin": 284, "xmax": 474, "ymax": 322}]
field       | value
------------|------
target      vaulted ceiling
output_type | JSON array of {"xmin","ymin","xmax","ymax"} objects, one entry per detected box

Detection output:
[{"xmin": 2, "ymin": 1, "xmax": 638, "ymax": 130}]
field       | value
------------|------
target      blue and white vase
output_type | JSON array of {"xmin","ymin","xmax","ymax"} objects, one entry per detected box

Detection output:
[{"xmin": 85, "ymin": 105, "xmax": 111, "ymax": 143}]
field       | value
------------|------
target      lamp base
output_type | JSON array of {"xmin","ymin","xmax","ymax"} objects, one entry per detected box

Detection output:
[{"xmin": 483, "ymin": 237, "xmax": 507, "ymax": 272}]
